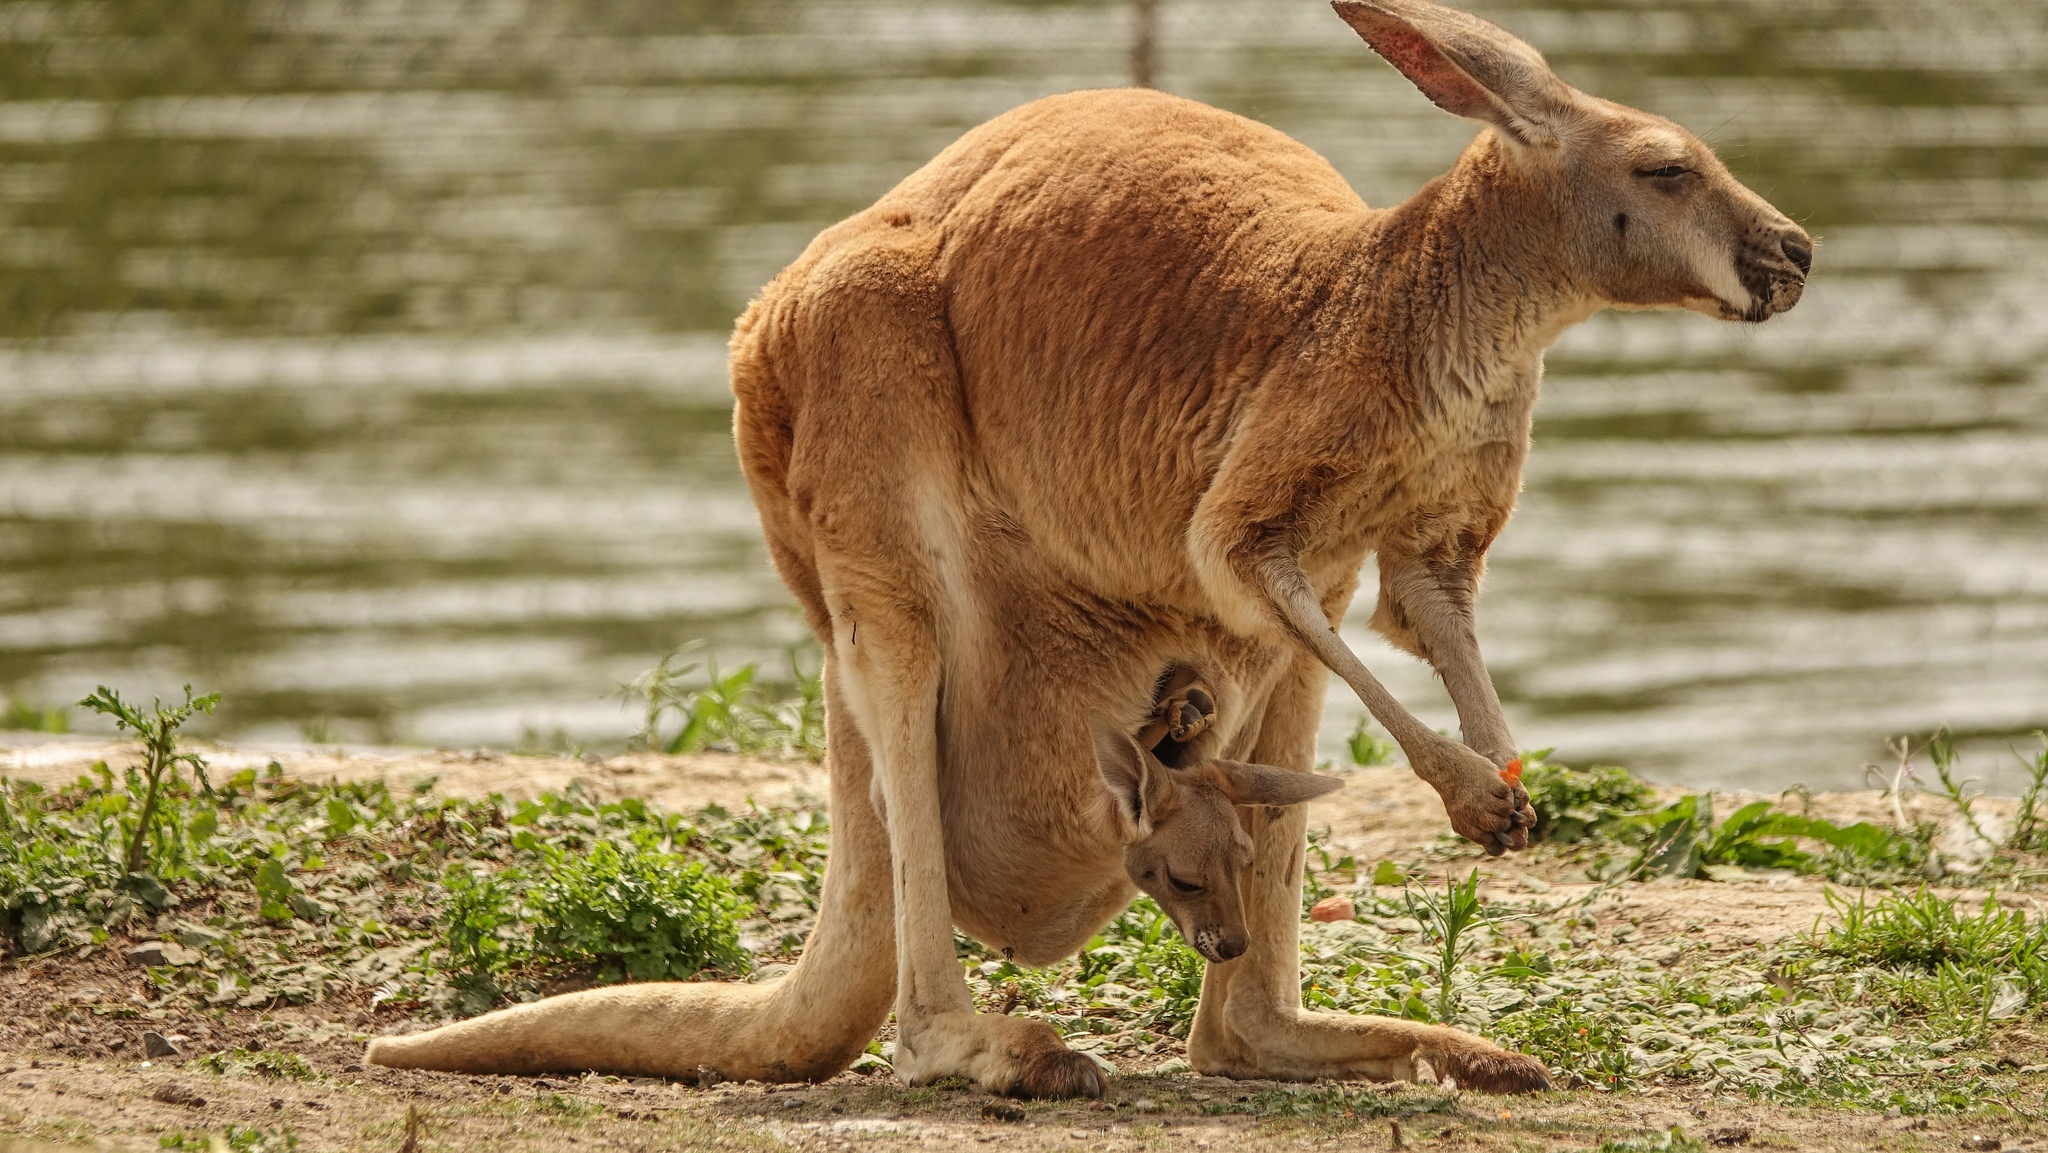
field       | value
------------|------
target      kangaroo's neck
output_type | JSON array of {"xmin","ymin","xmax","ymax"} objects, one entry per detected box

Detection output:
[{"xmin": 1342, "ymin": 134, "xmax": 1598, "ymax": 409}]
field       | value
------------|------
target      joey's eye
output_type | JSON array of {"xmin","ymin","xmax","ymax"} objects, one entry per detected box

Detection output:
[
  {"xmin": 1638, "ymin": 165, "xmax": 1690, "ymax": 179},
  {"xmin": 1167, "ymin": 874, "xmax": 1203, "ymax": 895}
]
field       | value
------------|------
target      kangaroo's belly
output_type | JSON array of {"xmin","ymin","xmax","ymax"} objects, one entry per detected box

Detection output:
[{"xmin": 926, "ymin": 570, "xmax": 1303, "ymax": 967}]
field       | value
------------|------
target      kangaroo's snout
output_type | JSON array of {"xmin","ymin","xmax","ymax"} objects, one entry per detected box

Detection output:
[
  {"xmin": 1781, "ymin": 232, "xmax": 1813, "ymax": 276},
  {"xmin": 1735, "ymin": 217, "xmax": 1814, "ymax": 322},
  {"xmin": 1193, "ymin": 924, "xmax": 1248, "ymax": 964}
]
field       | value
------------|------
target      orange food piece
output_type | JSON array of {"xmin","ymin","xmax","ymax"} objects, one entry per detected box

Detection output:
[
  {"xmin": 1308, "ymin": 896, "xmax": 1356, "ymax": 923},
  {"xmin": 1500, "ymin": 757, "xmax": 1523, "ymax": 786}
]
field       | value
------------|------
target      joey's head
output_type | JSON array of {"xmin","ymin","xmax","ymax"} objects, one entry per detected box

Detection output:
[
  {"xmin": 1093, "ymin": 718, "xmax": 1344, "ymax": 963},
  {"xmin": 1333, "ymin": 0, "xmax": 1812, "ymax": 324}
]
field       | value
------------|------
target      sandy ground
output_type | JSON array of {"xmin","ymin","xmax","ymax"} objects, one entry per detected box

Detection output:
[{"xmin": 1, "ymin": 734, "xmax": 2041, "ymax": 1151}]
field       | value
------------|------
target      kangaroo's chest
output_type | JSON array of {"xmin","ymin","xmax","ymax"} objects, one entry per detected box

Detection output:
[{"xmin": 1322, "ymin": 361, "xmax": 1541, "ymax": 563}]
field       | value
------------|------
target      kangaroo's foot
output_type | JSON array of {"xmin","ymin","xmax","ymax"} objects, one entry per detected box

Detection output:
[
  {"xmin": 1191, "ymin": 1006, "xmax": 1549, "ymax": 1093},
  {"xmin": 895, "ymin": 1011, "xmax": 1104, "ymax": 1099}
]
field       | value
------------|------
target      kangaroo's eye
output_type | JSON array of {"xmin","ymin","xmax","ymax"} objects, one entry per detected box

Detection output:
[
  {"xmin": 1638, "ymin": 165, "xmax": 1690, "ymax": 179},
  {"xmin": 1167, "ymin": 874, "xmax": 1203, "ymax": 895}
]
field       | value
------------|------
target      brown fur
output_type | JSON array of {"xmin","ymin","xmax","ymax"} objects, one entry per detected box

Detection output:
[{"xmin": 367, "ymin": 0, "xmax": 1809, "ymax": 1095}]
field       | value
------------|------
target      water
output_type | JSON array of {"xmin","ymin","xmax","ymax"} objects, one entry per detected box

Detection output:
[{"xmin": 1, "ymin": 0, "xmax": 2044, "ymax": 790}]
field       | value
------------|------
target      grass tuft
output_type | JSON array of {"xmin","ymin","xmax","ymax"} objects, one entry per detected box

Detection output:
[{"xmin": 621, "ymin": 645, "xmax": 823, "ymax": 761}]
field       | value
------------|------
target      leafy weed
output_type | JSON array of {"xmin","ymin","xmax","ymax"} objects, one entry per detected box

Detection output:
[{"xmin": 189, "ymin": 1048, "xmax": 320, "ymax": 1081}]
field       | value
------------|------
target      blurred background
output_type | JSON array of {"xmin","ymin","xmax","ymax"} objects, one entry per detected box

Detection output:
[{"xmin": 0, "ymin": 0, "xmax": 2044, "ymax": 790}]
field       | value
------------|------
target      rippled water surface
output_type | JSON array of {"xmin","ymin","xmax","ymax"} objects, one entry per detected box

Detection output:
[{"xmin": 2, "ymin": 0, "xmax": 2045, "ymax": 789}]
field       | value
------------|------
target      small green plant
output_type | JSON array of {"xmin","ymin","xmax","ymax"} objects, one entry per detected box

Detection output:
[
  {"xmin": 2008, "ymin": 732, "xmax": 2048, "ymax": 851},
  {"xmin": 623, "ymin": 645, "xmax": 824, "ymax": 760},
  {"xmin": 524, "ymin": 839, "xmax": 751, "ymax": 982},
  {"xmin": 1400, "ymin": 869, "xmax": 1498, "ymax": 1021},
  {"xmin": 189, "ymin": 1048, "xmax": 320, "ymax": 1081},
  {"xmin": 1, "ymin": 698, "xmax": 67, "ymax": 733},
  {"xmin": 1618, "ymin": 792, "xmax": 1924, "ymax": 882},
  {"xmin": 1818, "ymin": 888, "xmax": 2040, "ymax": 971},
  {"xmin": 1345, "ymin": 717, "xmax": 1397, "ymax": 767},
  {"xmin": 1075, "ymin": 898, "xmax": 1206, "ymax": 1035},
  {"xmin": 1518, "ymin": 751, "xmax": 1654, "ymax": 842},
  {"xmin": 439, "ymin": 863, "xmax": 525, "ymax": 1003},
  {"xmin": 1925, "ymin": 727, "xmax": 1994, "ymax": 849},
  {"xmin": 531, "ymin": 1091, "xmax": 604, "ymax": 1117},
  {"xmin": 76, "ymin": 683, "xmax": 218, "ymax": 876},
  {"xmin": 1818, "ymin": 888, "xmax": 2047, "ymax": 1040},
  {"xmin": 435, "ymin": 837, "xmax": 751, "ymax": 1007}
]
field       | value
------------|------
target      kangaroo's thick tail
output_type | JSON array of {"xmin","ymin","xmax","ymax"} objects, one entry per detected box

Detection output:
[
  {"xmin": 369, "ymin": 646, "xmax": 900, "ymax": 1080},
  {"xmin": 366, "ymin": 981, "xmax": 817, "ymax": 1079}
]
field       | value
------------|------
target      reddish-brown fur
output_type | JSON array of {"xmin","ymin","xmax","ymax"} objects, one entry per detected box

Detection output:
[{"xmin": 368, "ymin": 0, "xmax": 1808, "ymax": 1095}]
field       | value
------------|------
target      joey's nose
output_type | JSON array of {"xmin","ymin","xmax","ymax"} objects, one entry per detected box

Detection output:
[
  {"xmin": 1780, "ymin": 233, "xmax": 1813, "ymax": 276},
  {"xmin": 1209, "ymin": 930, "xmax": 1247, "ymax": 963}
]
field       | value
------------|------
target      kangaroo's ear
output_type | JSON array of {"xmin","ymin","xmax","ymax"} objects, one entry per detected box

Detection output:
[
  {"xmin": 1331, "ymin": 0, "xmax": 1576, "ymax": 148},
  {"xmin": 1092, "ymin": 713, "xmax": 1174, "ymax": 843},
  {"xmin": 1209, "ymin": 761, "xmax": 1346, "ymax": 809}
]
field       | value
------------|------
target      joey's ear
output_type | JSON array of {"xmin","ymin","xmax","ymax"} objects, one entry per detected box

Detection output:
[
  {"xmin": 1331, "ymin": 0, "xmax": 1576, "ymax": 148},
  {"xmin": 1091, "ymin": 713, "xmax": 1174, "ymax": 843},
  {"xmin": 1209, "ymin": 761, "xmax": 1346, "ymax": 809}
]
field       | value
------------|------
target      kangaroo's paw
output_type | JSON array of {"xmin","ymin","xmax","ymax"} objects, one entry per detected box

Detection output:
[
  {"xmin": 1414, "ymin": 738, "xmax": 1533, "ymax": 855},
  {"xmin": 895, "ymin": 1011, "xmax": 1104, "ymax": 1099}
]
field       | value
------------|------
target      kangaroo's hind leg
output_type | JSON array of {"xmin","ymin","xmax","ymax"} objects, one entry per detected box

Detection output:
[
  {"xmin": 785, "ymin": 227, "xmax": 1103, "ymax": 1099},
  {"xmin": 1185, "ymin": 646, "xmax": 1550, "ymax": 1092},
  {"xmin": 363, "ymin": 652, "xmax": 898, "ymax": 1080}
]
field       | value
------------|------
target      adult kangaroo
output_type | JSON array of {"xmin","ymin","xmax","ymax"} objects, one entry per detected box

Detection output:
[{"xmin": 368, "ymin": 0, "xmax": 1811, "ymax": 1096}]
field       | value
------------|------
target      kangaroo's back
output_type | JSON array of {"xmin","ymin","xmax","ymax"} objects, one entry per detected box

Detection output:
[{"xmin": 732, "ymin": 88, "xmax": 1374, "ymax": 606}]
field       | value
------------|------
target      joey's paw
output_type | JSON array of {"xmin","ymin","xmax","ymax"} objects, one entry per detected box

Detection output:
[{"xmin": 1010, "ymin": 1049, "xmax": 1105, "ymax": 1100}]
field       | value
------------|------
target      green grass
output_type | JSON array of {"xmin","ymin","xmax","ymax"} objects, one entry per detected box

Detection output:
[
  {"xmin": 1515, "ymin": 751, "xmax": 1930, "ymax": 885},
  {"xmin": 1520, "ymin": 751, "xmax": 1654, "ymax": 843},
  {"xmin": 621, "ymin": 645, "xmax": 824, "ymax": 761},
  {"xmin": 188, "ymin": 1048, "xmax": 321, "ymax": 1081},
  {"xmin": 7, "ymin": 683, "xmax": 2048, "ymax": 1122},
  {"xmin": 9, "ymin": 745, "xmax": 2029, "ymax": 1114},
  {"xmin": 159, "ymin": 1128, "xmax": 301, "ymax": 1152},
  {"xmin": 0, "ymin": 756, "xmax": 817, "ymax": 1015},
  {"xmin": 442, "ymin": 837, "xmax": 751, "ymax": 1006}
]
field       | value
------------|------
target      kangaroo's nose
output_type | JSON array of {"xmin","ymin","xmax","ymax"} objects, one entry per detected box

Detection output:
[{"xmin": 1780, "ymin": 233, "xmax": 1813, "ymax": 276}]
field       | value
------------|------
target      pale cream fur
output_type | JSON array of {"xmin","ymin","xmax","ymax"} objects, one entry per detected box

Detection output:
[{"xmin": 367, "ymin": 0, "xmax": 1810, "ymax": 1096}]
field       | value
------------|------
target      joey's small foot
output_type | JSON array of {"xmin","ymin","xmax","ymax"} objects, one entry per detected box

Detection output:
[
  {"xmin": 1137, "ymin": 674, "xmax": 1217, "ymax": 752},
  {"xmin": 1163, "ymin": 684, "xmax": 1215, "ymax": 743},
  {"xmin": 1011, "ymin": 1048, "xmax": 1104, "ymax": 1100}
]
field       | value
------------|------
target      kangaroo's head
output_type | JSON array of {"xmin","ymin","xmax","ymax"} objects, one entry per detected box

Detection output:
[
  {"xmin": 1334, "ymin": 0, "xmax": 1812, "ymax": 324},
  {"xmin": 1093, "ymin": 718, "xmax": 1344, "ymax": 963}
]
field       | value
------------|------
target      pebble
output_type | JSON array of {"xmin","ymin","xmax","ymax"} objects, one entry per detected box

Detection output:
[{"xmin": 151, "ymin": 1082, "xmax": 205, "ymax": 1108}]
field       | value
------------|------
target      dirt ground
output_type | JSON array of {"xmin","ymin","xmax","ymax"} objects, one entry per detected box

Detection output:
[{"xmin": 2, "ymin": 734, "xmax": 2042, "ymax": 1152}]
